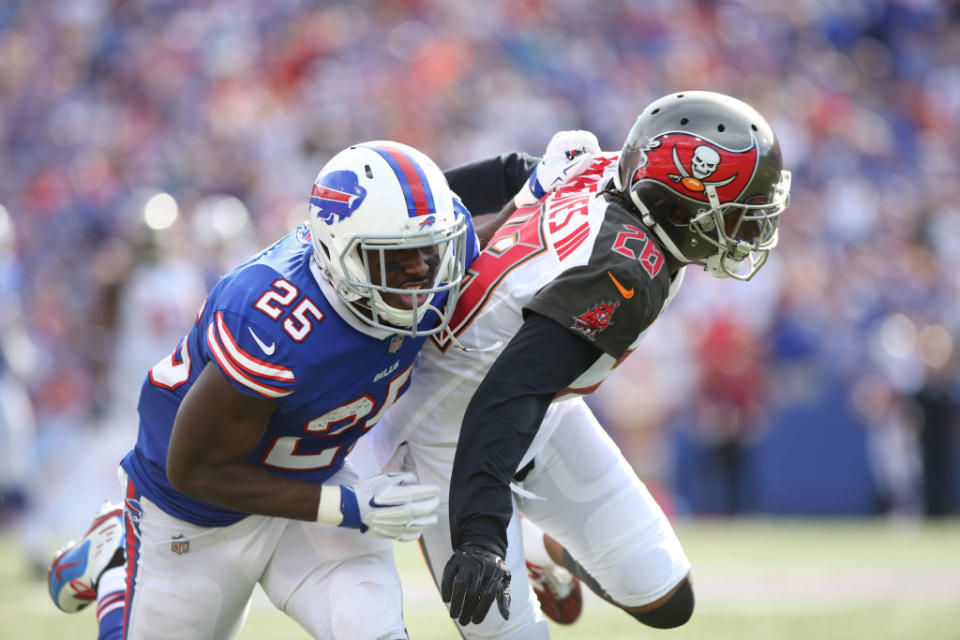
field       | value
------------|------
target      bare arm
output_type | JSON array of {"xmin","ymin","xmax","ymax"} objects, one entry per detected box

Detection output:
[
  {"xmin": 474, "ymin": 201, "xmax": 518, "ymax": 249},
  {"xmin": 444, "ymin": 152, "xmax": 536, "ymax": 250},
  {"xmin": 447, "ymin": 131, "xmax": 600, "ymax": 251},
  {"xmin": 166, "ymin": 361, "xmax": 322, "ymax": 521},
  {"xmin": 444, "ymin": 152, "xmax": 538, "ymax": 215}
]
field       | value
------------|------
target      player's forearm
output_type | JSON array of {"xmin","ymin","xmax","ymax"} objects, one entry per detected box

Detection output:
[
  {"xmin": 474, "ymin": 201, "xmax": 517, "ymax": 249},
  {"xmin": 449, "ymin": 313, "xmax": 602, "ymax": 550},
  {"xmin": 443, "ymin": 152, "xmax": 538, "ymax": 215},
  {"xmin": 449, "ymin": 387, "xmax": 550, "ymax": 552},
  {"xmin": 167, "ymin": 460, "xmax": 323, "ymax": 521}
]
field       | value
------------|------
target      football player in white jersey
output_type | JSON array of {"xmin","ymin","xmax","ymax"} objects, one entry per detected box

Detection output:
[
  {"xmin": 365, "ymin": 91, "xmax": 792, "ymax": 638},
  {"xmin": 46, "ymin": 136, "xmax": 597, "ymax": 640}
]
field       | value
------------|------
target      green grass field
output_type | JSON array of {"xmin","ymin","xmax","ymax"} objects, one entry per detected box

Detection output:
[{"xmin": 6, "ymin": 519, "xmax": 959, "ymax": 639}]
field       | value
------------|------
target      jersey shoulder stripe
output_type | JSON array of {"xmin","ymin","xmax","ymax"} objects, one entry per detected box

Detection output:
[
  {"xmin": 213, "ymin": 312, "xmax": 295, "ymax": 382},
  {"xmin": 207, "ymin": 313, "xmax": 295, "ymax": 399}
]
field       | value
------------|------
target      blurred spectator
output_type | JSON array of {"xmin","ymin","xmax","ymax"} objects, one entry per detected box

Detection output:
[
  {"xmin": 0, "ymin": 205, "xmax": 37, "ymax": 523},
  {"xmin": 17, "ymin": 200, "xmax": 206, "ymax": 567},
  {"xmin": 689, "ymin": 315, "xmax": 769, "ymax": 515},
  {"xmin": 189, "ymin": 194, "xmax": 259, "ymax": 288},
  {"xmin": 850, "ymin": 374, "xmax": 923, "ymax": 516},
  {"xmin": 910, "ymin": 324, "xmax": 959, "ymax": 516}
]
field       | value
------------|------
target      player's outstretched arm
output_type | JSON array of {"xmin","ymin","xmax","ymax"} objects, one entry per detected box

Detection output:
[
  {"xmin": 449, "ymin": 130, "xmax": 600, "ymax": 249},
  {"xmin": 444, "ymin": 153, "xmax": 537, "ymax": 217},
  {"xmin": 441, "ymin": 312, "xmax": 602, "ymax": 624},
  {"xmin": 166, "ymin": 361, "xmax": 324, "ymax": 520},
  {"xmin": 166, "ymin": 362, "xmax": 440, "ymax": 539}
]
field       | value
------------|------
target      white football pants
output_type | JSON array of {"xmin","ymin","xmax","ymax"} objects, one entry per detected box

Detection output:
[
  {"xmin": 394, "ymin": 397, "xmax": 691, "ymax": 638},
  {"xmin": 118, "ymin": 464, "xmax": 407, "ymax": 640}
]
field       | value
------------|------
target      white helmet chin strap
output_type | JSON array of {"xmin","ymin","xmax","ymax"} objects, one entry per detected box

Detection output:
[
  {"xmin": 703, "ymin": 253, "xmax": 742, "ymax": 279},
  {"xmin": 313, "ymin": 252, "xmax": 362, "ymax": 303},
  {"xmin": 700, "ymin": 185, "xmax": 734, "ymax": 279},
  {"xmin": 369, "ymin": 289, "xmax": 431, "ymax": 329},
  {"xmin": 699, "ymin": 185, "xmax": 773, "ymax": 281}
]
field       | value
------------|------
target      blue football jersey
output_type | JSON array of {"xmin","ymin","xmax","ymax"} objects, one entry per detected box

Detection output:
[{"xmin": 122, "ymin": 214, "xmax": 478, "ymax": 526}]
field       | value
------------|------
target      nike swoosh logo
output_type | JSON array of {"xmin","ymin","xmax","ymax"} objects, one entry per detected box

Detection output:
[
  {"xmin": 607, "ymin": 271, "xmax": 634, "ymax": 299},
  {"xmin": 55, "ymin": 560, "xmax": 80, "ymax": 581},
  {"xmin": 248, "ymin": 327, "xmax": 276, "ymax": 355}
]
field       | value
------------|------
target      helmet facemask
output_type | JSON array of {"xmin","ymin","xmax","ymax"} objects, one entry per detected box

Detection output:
[
  {"xmin": 678, "ymin": 172, "xmax": 790, "ymax": 280},
  {"xmin": 335, "ymin": 219, "xmax": 467, "ymax": 335}
]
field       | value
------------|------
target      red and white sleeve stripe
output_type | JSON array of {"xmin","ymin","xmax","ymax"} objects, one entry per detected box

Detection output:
[
  {"xmin": 97, "ymin": 591, "xmax": 125, "ymax": 624},
  {"xmin": 207, "ymin": 312, "xmax": 295, "ymax": 399}
]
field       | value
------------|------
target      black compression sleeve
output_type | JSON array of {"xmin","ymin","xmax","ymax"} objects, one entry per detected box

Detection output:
[
  {"xmin": 443, "ymin": 153, "xmax": 539, "ymax": 215},
  {"xmin": 448, "ymin": 312, "xmax": 603, "ymax": 553}
]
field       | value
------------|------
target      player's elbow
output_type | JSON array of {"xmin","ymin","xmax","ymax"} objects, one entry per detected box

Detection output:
[
  {"xmin": 166, "ymin": 451, "xmax": 205, "ymax": 499},
  {"xmin": 166, "ymin": 457, "xmax": 189, "ymax": 494}
]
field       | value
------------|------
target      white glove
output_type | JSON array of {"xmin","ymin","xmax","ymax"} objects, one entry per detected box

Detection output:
[
  {"xmin": 317, "ymin": 472, "xmax": 440, "ymax": 542},
  {"xmin": 514, "ymin": 129, "xmax": 601, "ymax": 207}
]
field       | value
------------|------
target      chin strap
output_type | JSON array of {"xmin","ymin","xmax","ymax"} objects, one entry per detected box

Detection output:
[
  {"xmin": 438, "ymin": 322, "xmax": 504, "ymax": 354},
  {"xmin": 630, "ymin": 186, "xmax": 763, "ymax": 281},
  {"xmin": 628, "ymin": 189, "xmax": 688, "ymax": 267}
]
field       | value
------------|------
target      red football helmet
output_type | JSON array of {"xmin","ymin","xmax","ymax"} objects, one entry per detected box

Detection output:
[{"xmin": 614, "ymin": 91, "xmax": 791, "ymax": 280}]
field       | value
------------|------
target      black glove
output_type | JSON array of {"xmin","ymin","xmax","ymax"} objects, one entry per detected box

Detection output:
[{"xmin": 440, "ymin": 543, "xmax": 511, "ymax": 626}]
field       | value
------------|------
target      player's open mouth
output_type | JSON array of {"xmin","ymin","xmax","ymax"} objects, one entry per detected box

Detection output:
[{"xmin": 397, "ymin": 283, "xmax": 430, "ymax": 309}]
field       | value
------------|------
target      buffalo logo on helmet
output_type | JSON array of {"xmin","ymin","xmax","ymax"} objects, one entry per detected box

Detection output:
[
  {"xmin": 310, "ymin": 170, "xmax": 368, "ymax": 225},
  {"xmin": 638, "ymin": 132, "xmax": 758, "ymax": 203},
  {"xmin": 571, "ymin": 300, "xmax": 620, "ymax": 339}
]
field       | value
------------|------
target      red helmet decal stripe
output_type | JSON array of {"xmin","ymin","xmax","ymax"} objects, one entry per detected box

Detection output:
[
  {"xmin": 638, "ymin": 132, "xmax": 758, "ymax": 203},
  {"xmin": 365, "ymin": 143, "xmax": 436, "ymax": 217}
]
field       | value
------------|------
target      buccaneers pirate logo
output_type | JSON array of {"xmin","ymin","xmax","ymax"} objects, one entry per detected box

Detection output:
[
  {"xmin": 637, "ymin": 132, "xmax": 758, "ymax": 203},
  {"xmin": 571, "ymin": 300, "xmax": 620, "ymax": 339}
]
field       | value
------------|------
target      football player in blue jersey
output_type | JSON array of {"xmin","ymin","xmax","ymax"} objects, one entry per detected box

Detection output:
[{"xmin": 48, "ymin": 136, "xmax": 597, "ymax": 640}]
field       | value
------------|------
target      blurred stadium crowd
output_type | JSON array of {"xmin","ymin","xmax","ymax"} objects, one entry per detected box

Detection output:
[{"xmin": 0, "ymin": 0, "xmax": 958, "ymax": 561}]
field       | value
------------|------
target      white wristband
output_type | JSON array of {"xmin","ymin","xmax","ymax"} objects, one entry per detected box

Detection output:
[
  {"xmin": 317, "ymin": 485, "xmax": 343, "ymax": 525},
  {"xmin": 513, "ymin": 180, "xmax": 539, "ymax": 209}
]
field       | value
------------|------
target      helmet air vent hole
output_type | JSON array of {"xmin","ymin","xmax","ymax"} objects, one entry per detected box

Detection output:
[
  {"xmin": 751, "ymin": 124, "xmax": 758, "ymax": 132},
  {"xmin": 680, "ymin": 117, "xmax": 689, "ymax": 125},
  {"xmin": 651, "ymin": 108, "xmax": 660, "ymax": 114},
  {"xmin": 677, "ymin": 94, "xmax": 684, "ymax": 98},
  {"xmin": 365, "ymin": 164, "xmax": 374, "ymax": 179},
  {"xmin": 717, "ymin": 124, "xmax": 725, "ymax": 132}
]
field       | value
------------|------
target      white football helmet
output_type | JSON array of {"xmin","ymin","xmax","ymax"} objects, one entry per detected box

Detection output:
[{"xmin": 308, "ymin": 141, "xmax": 468, "ymax": 337}]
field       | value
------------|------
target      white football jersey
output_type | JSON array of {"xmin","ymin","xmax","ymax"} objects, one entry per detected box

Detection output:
[{"xmin": 368, "ymin": 153, "xmax": 684, "ymax": 468}]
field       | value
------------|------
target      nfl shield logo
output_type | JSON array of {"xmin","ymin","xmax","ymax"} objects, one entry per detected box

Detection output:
[
  {"xmin": 388, "ymin": 335, "xmax": 404, "ymax": 354},
  {"xmin": 171, "ymin": 535, "xmax": 189, "ymax": 555}
]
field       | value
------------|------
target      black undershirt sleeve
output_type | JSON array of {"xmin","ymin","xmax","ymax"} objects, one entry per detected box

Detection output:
[
  {"xmin": 448, "ymin": 311, "xmax": 604, "ymax": 555},
  {"xmin": 443, "ymin": 152, "xmax": 539, "ymax": 215}
]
